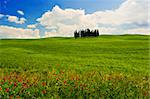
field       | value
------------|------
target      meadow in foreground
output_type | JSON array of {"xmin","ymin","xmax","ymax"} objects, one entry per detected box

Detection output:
[{"xmin": 0, "ymin": 35, "xmax": 149, "ymax": 98}]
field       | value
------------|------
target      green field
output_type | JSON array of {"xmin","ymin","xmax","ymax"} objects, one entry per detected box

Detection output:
[{"xmin": 0, "ymin": 35, "xmax": 149, "ymax": 98}]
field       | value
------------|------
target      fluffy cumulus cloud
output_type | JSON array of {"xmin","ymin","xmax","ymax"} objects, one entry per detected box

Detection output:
[
  {"xmin": 17, "ymin": 10, "xmax": 24, "ymax": 15},
  {"xmin": 45, "ymin": 23, "xmax": 77, "ymax": 37},
  {"xmin": 0, "ymin": 25, "xmax": 40, "ymax": 39},
  {"xmin": 91, "ymin": 0, "xmax": 148, "ymax": 25},
  {"xmin": 7, "ymin": 15, "xmax": 26, "ymax": 24},
  {"xmin": 37, "ymin": 6, "xmax": 97, "ymax": 37},
  {"xmin": 27, "ymin": 24, "xmax": 37, "ymax": 29},
  {"xmin": 37, "ymin": 0, "xmax": 149, "ymax": 37}
]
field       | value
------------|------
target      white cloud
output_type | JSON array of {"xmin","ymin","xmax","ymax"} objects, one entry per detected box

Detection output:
[
  {"xmin": 37, "ymin": 5, "xmax": 97, "ymax": 37},
  {"xmin": 27, "ymin": 24, "xmax": 37, "ymax": 29},
  {"xmin": 7, "ymin": 15, "xmax": 26, "ymax": 24},
  {"xmin": 126, "ymin": 28, "xmax": 150, "ymax": 35},
  {"xmin": 100, "ymin": 27, "xmax": 117, "ymax": 35},
  {"xmin": 17, "ymin": 10, "xmax": 24, "ymax": 15},
  {"xmin": 8, "ymin": 16, "xmax": 18, "ymax": 22},
  {"xmin": 0, "ymin": 25, "xmax": 40, "ymax": 39},
  {"xmin": 0, "ymin": 14, "xmax": 4, "ymax": 19},
  {"xmin": 92, "ymin": 0, "xmax": 148, "ymax": 25},
  {"xmin": 19, "ymin": 18, "xmax": 26, "ymax": 24},
  {"xmin": 37, "ymin": 0, "xmax": 149, "ymax": 37},
  {"xmin": 99, "ymin": 27, "xmax": 150, "ymax": 35},
  {"xmin": 45, "ymin": 23, "xmax": 78, "ymax": 37},
  {"xmin": 37, "ymin": 5, "xmax": 86, "ymax": 28}
]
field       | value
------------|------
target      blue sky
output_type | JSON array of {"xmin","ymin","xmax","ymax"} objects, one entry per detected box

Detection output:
[
  {"xmin": 0, "ymin": 0, "xmax": 125, "ymax": 27},
  {"xmin": 0, "ymin": 0, "xmax": 149, "ymax": 38}
]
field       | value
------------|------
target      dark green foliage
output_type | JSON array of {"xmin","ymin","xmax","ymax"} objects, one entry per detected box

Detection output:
[{"xmin": 74, "ymin": 29, "xmax": 99, "ymax": 38}]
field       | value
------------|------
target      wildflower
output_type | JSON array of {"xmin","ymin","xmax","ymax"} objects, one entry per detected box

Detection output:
[
  {"xmin": 60, "ymin": 71, "xmax": 64, "ymax": 74},
  {"xmin": 22, "ymin": 83, "xmax": 27, "ymax": 88},
  {"xmin": 14, "ymin": 82, "xmax": 17, "ymax": 87},
  {"xmin": 3, "ymin": 78, "xmax": 6, "ymax": 82},
  {"xmin": 0, "ymin": 86, "xmax": 2, "ymax": 90},
  {"xmin": 56, "ymin": 77, "xmax": 59, "ymax": 81},
  {"xmin": 27, "ymin": 79, "xmax": 30, "ymax": 83},
  {"xmin": 63, "ymin": 80, "xmax": 67, "ymax": 84},
  {"xmin": 9, "ymin": 81, "xmax": 13, "ymax": 85},
  {"xmin": 5, "ymin": 88, "xmax": 9, "ymax": 92},
  {"xmin": 53, "ymin": 73, "xmax": 57, "ymax": 76},
  {"xmin": 42, "ymin": 90, "xmax": 46, "ymax": 94},
  {"xmin": 42, "ymin": 82, "xmax": 46, "ymax": 86},
  {"xmin": 16, "ymin": 96, "xmax": 20, "ymax": 99},
  {"xmin": 9, "ymin": 96, "xmax": 13, "ymax": 99},
  {"xmin": 7, "ymin": 77, "xmax": 10, "ymax": 81},
  {"xmin": 18, "ymin": 79, "xmax": 22, "ymax": 82}
]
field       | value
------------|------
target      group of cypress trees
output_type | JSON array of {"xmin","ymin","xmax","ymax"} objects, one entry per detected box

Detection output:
[{"xmin": 74, "ymin": 29, "xmax": 99, "ymax": 38}]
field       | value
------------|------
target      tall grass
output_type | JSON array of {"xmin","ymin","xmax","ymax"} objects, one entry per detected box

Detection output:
[{"xmin": 0, "ymin": 35, "xmax": 149, "ymax": 98}]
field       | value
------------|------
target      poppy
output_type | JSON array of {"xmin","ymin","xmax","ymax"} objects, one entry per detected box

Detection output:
[
  {"xmin": 42, "ymin": 82, "xmax": 46, "ymax": 86},
  {"xmin": 42, "ymin": 90, "xmax": 46, "ymax": 94},
  {"xmin": 0, "ymin": 86, "xmax": 2, "ymax": 90},
  {"xmin": 63, "ymin": 80, "xmax": 67, "ymax": 84},
  {"xmin": 5, "ymin": 88, "xmax": 9, "ymax": 92},
  {"xmin": 14, "ymin": 82, "xmax": 17, "ymax": 87},
  {"xmin": 53, "ymin": 74, "xmax": 57, "ymax": 76},
  {"xmin": 18, "ymin": 79, "xmax": 22, "ymax": 82}
]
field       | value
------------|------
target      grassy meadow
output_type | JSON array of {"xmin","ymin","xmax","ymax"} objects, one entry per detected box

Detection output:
[{"xmin": 0, "ymin": 35, "xmax": 150, "ymax": 98}]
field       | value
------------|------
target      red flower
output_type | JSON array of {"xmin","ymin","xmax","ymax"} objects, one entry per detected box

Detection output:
[
  {"xmin": 53, "ymin": 74, "xmax": 57, "ymax": 76},
  {"xmin": 42, "ymin": 82, "xmax": 46, "ymax": 86},
  {"xmin": 14, "ymin": 82, "xmax": 17, "ymax": 87},
  {"xmin": 27, "ymin": 79, "xmax": 30, "ymax": 83},
  {"xmin": 22, "ymin": 83, "xmax": 27, "ymax": 88},
  {"xmin": 3, "ymin": 78, "xmax": 6, "ymax": 82},
  {"xmin": 60, "ymin": 71, "xmax": 64, "ymax": 74},
  {"xmin": 9, "ymin": 96, "xmax": 13, "ymax": 99},
  {"xmin": 56, "ymin": 78, "xmax": 59, "ymax": 81},
  {"xmin": 18, "ymin": 79, "xmax": 22, "ymax": 82},
  {"xmin": 42, "ymin": 90, "xmax": 46, "ymax": 94},
  {"xmin": 7, "ymin": 77, "xmax": 10, "ymax": 81},
  {"xmin": 16, "ymin": 96, "xmax": 20, "ymax": 99},
  {"xmin": 0, "ymin": 86, "xmax": 2, "ymax": 90},
  {"xmin": 5, "ymin": 88, "xmax": 9, "ymax": 92},
  {"xmin": 63, "ymin": 80, "xmax": 67, "ymax": 84},
  {"xmin": 9, "ymin": 82, "xmax": 13, "ymax": 85}
]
